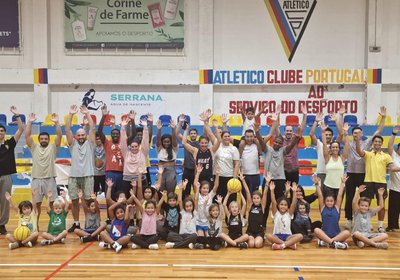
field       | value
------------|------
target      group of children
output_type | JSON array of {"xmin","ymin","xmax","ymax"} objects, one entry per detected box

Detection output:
[{"xmin": 5, "ymin": 168, "xmax": 389, "ymax": 252}]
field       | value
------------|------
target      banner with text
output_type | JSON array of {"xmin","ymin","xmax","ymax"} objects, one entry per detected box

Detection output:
[
  {"xmin": 64, "ymin": 0, "xmax": 184, "ymax": 49},
  {"xmin": 200, "ymin": 69, "xmax": 382, "ymax": 85},
  {"xmin": 214, "ymin": 86, "xmax": 365, "ymax": 125},
  {"xmin": 0, "ymin": 0, "xmax": 20, "ymax": 48}
]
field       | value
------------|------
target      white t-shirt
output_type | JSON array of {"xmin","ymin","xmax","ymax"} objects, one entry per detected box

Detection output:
[
  {"xmin": 388, "ymin": 151, "xmax": 400, "ymax": 192},
  {"xmin": 196, "ymin": 190, "xmax": 215, "ymax": 226},
  {"xmin": 273, "ymin": 211, "xmax": 292, "ymax": 235},
  {"xmin": 241, "ymin": 143, "xmax": 259, "ymax": 175},
  {"xmin": 316, "ymin": 139, "xmax": 326, "ymax": 174},
  {"xmin": 242, "ymin": 118, "xmax": 255, "ymax": 136},
  {"xmin": 180, "ymin": 210, "xmax": 197, "ymax": 234},
  {"xmin": 214, "ymin": 144, "xmax": 240, "ymax": 177}
]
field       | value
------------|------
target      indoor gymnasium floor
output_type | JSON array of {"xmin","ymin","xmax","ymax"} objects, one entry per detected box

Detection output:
[{"xmin": 0, "ymin": 208, "xmax": 399, "ymax": 280}]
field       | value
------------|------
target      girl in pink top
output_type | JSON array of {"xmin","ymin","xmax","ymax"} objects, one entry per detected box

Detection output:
[
  {"xmin": 130, "ymin": 192, "xmax": 160, "ymax": 250},
  {"xmin": 120, "ymin": 118, "xmax": 149, "ymax": 197}
]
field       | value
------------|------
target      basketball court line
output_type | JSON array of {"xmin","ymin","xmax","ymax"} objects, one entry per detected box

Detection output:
[{"xmin": 0, "ymin": 262, "xmax": 399, "ymax": 271}]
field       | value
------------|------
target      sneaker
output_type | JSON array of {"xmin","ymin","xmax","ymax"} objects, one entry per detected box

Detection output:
[
  {"xmin": 223, "ymin": 241, "xmax": 228, "ymax": 248},
  {"xmin": 377, "ymin": 227, "xmax": 386, "ymax": 233},
  {"xmin": 356, "ymin": 241, "xmax": 365, "ymax": 248},
  {"xmin": 0, "ymin": 225, "xmax": 7, "ymax": 235},
  {"xmin": 81, "ymin": 236, "xmax": 93, "ymax": 243},
  {"xmin": 272, "ymin": 243, "xmax": 284, "ymax": 250},
  {"xmin": 165, "ymin": 242, "xmax": 174, "ymax": 249},
  {"xmin": 68, "ymin": 223, "xmax": 81, "ymax": 233},
  {"xmin": 131, "ymin": 243, "xmax": 141, "ymax": 249},
  {"xmin": 112, "ymin": 242, "xmax": 122, "ymax": 253},
  {"xmin": 317, "ymin": 239, "xmax": 327, "ymax": 247},
  {"xmin": 238, "ymin": 242, "xmax": 248, "ymax": 249},
  {"xmin": 288, "ymin": 244, "xmax": 297, "ymax": 250},
  {"xmin": 194, "ymin": 243, "xmax": 204, "ymax": 249},
  {"xmin": 301, "ymin": 235, "xmax": 312, "ymax": 243},
  {"xmin": 60, "ymin": 238, "xmax": 66, "ymax": 244},
  {"xmin": 385, "ymin": 227, "xmax": 394, "ymax": 232},
  {"xmin": 212, "ymin": 244, "xmax": 221, "ymax": 250},
  {"xmin": 41, "ymin": 240, "xmax": 54, "ymax": 246},
  {"xmin": 148, "ymin": 244, "xmax": 159, "ymax": 250},
  {"xmin": 375, "ymin": 242, "xmax": 389, "ymax": 249},
  {"xmin": 344, "ymin": 220, "xmax": 352, "ymax": 230},
  {"xmin": 332, "ymin": 241, "xmax": 348, "ymax": 249},
  {"xmin": 105, "ymin": 219, "xmax": 112, "ymax": 225},
  {"xmin": 188, "ymin": 243, "xmax": 194, "ymax": 249},
  {"xmin": 99, "ymin": 241, "xmax": 110, "ymax": 249},
  {"xmin": 9, "ymin": 242, "xmax": 19, "ymax": 250},
  {"xmin": 24, "ymin": 241, "xmax": 33, "ymax": 248}
]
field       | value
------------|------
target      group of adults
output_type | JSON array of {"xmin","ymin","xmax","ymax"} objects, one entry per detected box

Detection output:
[{"xmin": 0, "ymin": 103, "xmax": 399, "ymax": 235}]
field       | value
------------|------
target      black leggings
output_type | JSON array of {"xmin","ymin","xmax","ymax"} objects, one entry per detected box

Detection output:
[
  {"xmin": 130, "ymin": 234, "xmax": 159, "ymax": 249},
  {"xmin": 182, "ymin": 168, "xmax": 195, "ymax": 198},
  {"xmin": 167, "ymin": 232, "xmax": 197, "ymax": 248},
  {"xmin": 388, "ymin": 189, "xmax": 400, "ymax": 229},
  {"xmin": 344, "ymin": 173, "xmax": 365, "ymax": 220},
  {"xmin": 196, "ymin": 236, "xmax": 223, "ymax": 250}
]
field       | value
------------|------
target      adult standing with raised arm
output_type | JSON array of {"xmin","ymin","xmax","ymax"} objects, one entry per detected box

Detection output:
[
  {"xmin": 26, "ymin": 112, "xmax": 61, "ymax": 222},
  {"xmin": 355, "ymin": 129, "xmax": 400, "ymax": 233},
  {"xmin": 98, "ymin": 104, "xmax": 124, "ymax": 200},
  {"xmin": 65, "ymin": 105, "xmax": 96, "ymax": 232},
  {"xmin": 156, "ymin": 118, "xmax": 178, "ymax": 194},
  {"xmin": 0, "ymin": 106, "xmax": 23, "ymax": 234},
  {"xmin": 344, "ymin": 106, "xmax": 387, "ymax": 230},
  {"xmin": 177, "ymin": 114, "xmax": 200, "ymax": 198},
  {"xmin": 387, "ymin": 126, "xmax": 400, "ymax": 232},
  {"xmin": 277, "ymin": 105, "xmax": 307, "ymax": 184}
]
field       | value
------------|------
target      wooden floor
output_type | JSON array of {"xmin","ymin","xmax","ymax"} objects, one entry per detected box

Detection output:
[{"xmin": 1, "ymin": 208, "xmax": 400, "ymax": 280}]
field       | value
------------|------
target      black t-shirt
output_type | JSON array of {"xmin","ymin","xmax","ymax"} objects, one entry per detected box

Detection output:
[
  {"xmin": 0, "ymin": 137, "xmax": 17, "ymax": 176},
  {"xmin": 196, "ymin": 149, "xmax": 213, "ymax": 183},
  {"xmin": 183, "ymin": 140, "xmax": 200, "ymax": 170},
  {"xmin": 163, "ymin": 204, "xmax": 180, "ymax": 233}
]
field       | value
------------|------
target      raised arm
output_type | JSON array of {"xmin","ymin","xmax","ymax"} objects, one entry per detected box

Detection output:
[
  {"xmin": 128, "ymin": 110, "xmax": 136, "ymax": 140},
  {"xmin": 25, "ymin": 113, "xmax": 36, "ymax": 148},
  {"xmin": 211, "ymin": 119, "xmax": 222, "ymax": 154},
  {"xmin": 221, "ymin": 113, "xmax": 229, "ymax": 133},
  {"xmin": 80, "ymin": 105, "xmax": 95, "ymax": 143},
  {"xmin": 264, "ymin": 112, "xmax": 279, "ymax": 144},
  {"xmin": 312, "ymin": 174, "xmax": 324, "ymax": 212},
  {"xmin": 355, "ymin": 135, "xmax": 366, "ymax": 157},
  {"xmin": 202, "ymin": 115, "xmax": 216, "ymax": 144},
  {"xmin": 182, "ymin": 126, "xmax": 198, "ymax": 156},
  {"xmin": 335, "ymin": 106, "xmax": 346, "ymax": 143},
  {"xmin": 125, "ymin": 204, "xmax": 132, "ymax": 224},
  {"xmin": 157, "ymin": 191, "xmax": 167, "ymax": 215},
  {"xmin": 169, "ymin": 120, "xmax": 178, "ymax": 148},
  {"xmin": 239, "ymin": 105, "xmax": 246, "ymax": 121},
  {"xmin": 309, "ymin": 112, "xmax": 323, "ymax": 145},
  {"xmin": 255, "ymin": 123, "xmax": 267, "ymax": 153},
  {"xmin": 178, "ymin": 179, "xmax": 187, "ymax": 210},
  {"xmin": 65, "ymin": 105, "xmax": 78, "ymax": 146},
  {"xmin": 147, "ymin": 113, "xmax": 154, "ymax": 144},
  {"xmin": 130, "ymin": 193, "xmax": 143, "ymax": 214},
  {"xmin": 120, "ymin": 118, "xmax": 130, "ymax": 157},
  {"xmin": 10, "ymin": 106, "xmax": 23, "ymax": 142},
  {"xmin": 352, "ymin": 184, "xmax": 365, "ymax": 213},
  {"xmin": 239, "ymin": 192, "xmax": 247, "ymax": 217},
  {"xmin": 374, "ymin": 106, "xmax": 387, "ymax": 136},
  {"xmin": 262, "ymin": 172, "xmax": 272, "ymax": 210},
  {"xmin": 341, "ymin": 123, "xmax": 350, "ymax": 160},
  {"xmin": 239, "ymin": 173, "xmax": 251, "ymax": 209},
  {"xmin": 289, "ymin": 182, "xmax": 298, "ymax": 216},
  {"xmin": 78, "ymin": 191, "xmax": 89, "ymax": 213},
  {"xmin": 212, "ymin": 166, "xmax": 221, "ymax": 194},
  {"xmin": 388, "ymin": 126, "xmax": 398, "ymax": 155},
  {"xmin": 269, "ymin": 181, "xmax": 277, "ymax": 215},
  {"xmin": 156, "ymin": 120, "xmax": 162, "ymax": 148},
  {"xmin": 98, "ymin": 105, "xmax": 108, "ymax": 144},
  {"xmin": 320, "ymin": 122, "xmax": 330, "ymax": 163},
  {"xmin": 52, "ymin": 114, "xmax": 62, "ymax": 147},
  {"xmin": 335, "ymin": 174, "xmax": 348, "ymax": 210},
  {"xmin": 105, "ymin": 178, "xmax": 116, "ymax": 205},
  {"xmin": 176, "ymin": 114, "xmax": 186, "ymax": 142},
  {"xmin": 223, "ymin": 191, "xmax": 231, "ymax": 218},
  {"xmin": 255, "ymin": 103, "xmax": 268, "ymax": 118},
  {"xmin": 60, "ymin": 190, "xmax": 69, "ymax": 212},
  {"xmin": 297, "ymin": 104, "xmax": 307, "ymax": 137}
]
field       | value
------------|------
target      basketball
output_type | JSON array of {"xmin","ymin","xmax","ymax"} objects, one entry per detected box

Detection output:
[
  {"xmin": 227, "ymin": 178, "xmax": 242, "ymax": 193},
  {"xmin": 95, "ymin": 159, "xmax": 104, "ymax": 168},
  {"xmin": 13, "ymin": 225, "xmax": 31, "ymax": 241}
]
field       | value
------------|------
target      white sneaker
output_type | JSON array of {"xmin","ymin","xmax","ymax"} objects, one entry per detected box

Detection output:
[
  {"xmin": 344, "ymin": 220, "xmax": 352, "ymax": 230},
  {"xmin": 24, "ymin": 241, "xmax": 32, "ymax": 248},
  {"xmin": 99, "ymin": 241, "xmax": 110, "ymax": 249},
  {"xmin": 148, "ymin": 244, "xmax": 159, "ymax": 250},
  {"xmin": 9, "ymin": 242, "xmax": 19, "ymax": 250},
  {"xmin": 317, "ymin": 239, "xmax": 327, "ymax": 247},
  {"xmin": 60, "ymin": 238, "xmax": 66, "ymax": 244},
  {"xmin": 131, "ymin": 243, "xmax": 141, "ymax": 249},
  {"xmin": 356, "ymin": 241, "xmax": 365, "ymax": 248},
  {"xmin": 377, "ymin": 227, "xmax": 386, "ymax": 233},
  {"xmin": 165, "ymin": 242, "xmax": 174, "ymax": 249},
  {"xmin": 112, "ymin": 242, "xmax": 122, "ymax": 253},
  {"xmin": 188, "ymin": 243, "xmax": 194, "ymax": 249}
]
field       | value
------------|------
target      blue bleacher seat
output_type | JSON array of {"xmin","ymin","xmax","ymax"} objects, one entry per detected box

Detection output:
[
  {"xmin": 159, "ymin": 115, "xmax": 172, "ymax": 127},
  {"xmin": 177, "ymin": 115, "xmax": 191, "ymax": 126},
  {"xmin": 150, "ymin": 159, "xmax": 159, "ymax": 166},
  {"xmin": 344, "ymin": 115, "xmax": 358, "ymax": 127},
  {"xmin": 139, "ymin": 115, "xmax": 148, "ymax": 126},
  {"xmin": 306, "ymin": 115, "xmax": 316, "ymax": 127},
  {"xmin": 324, "ymin": 115, "xmax": 336, "ymax": 127},
  {"xmin": 0, "ymin": 114, "xmax": 7, "ymax": 126},
  {"xmin": 8, "ymin": 114, "xmax": 26, "ymax": 125},
  {"xmin": 298, "ymin": 148, "xmax": 317, "ymax": 160}
]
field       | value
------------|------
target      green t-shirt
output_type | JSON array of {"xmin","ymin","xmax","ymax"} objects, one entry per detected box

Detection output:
[{"xmin": 47, "ymin": 209, "xmax": 67, "ymax": 236}]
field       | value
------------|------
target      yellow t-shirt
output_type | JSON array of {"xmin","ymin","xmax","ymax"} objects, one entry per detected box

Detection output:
[
  {"xmin": 364, "ymin": 150, "xmax": 393, "ymax": 183},
  {"xmin": 18, "ymin": 211, "xmax": 38, "ymax": 233}
]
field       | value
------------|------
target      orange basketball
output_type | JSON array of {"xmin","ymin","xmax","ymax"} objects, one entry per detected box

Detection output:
[{"xmin": 95, "ymin": 159, "xmax": 104, "ymax": 168}]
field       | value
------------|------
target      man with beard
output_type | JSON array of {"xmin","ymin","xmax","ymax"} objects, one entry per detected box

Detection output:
[
  {"xmin": 0, "ymin": 106, "xmax": 23, "ymax": 234},
  {"xmin": 98, "ymin": 105, "xmax": 124, "ymax": 200},
  {"xmin": 66, "ymin": 105, "xmax": 96, "ymax": 232},
  {"xmin": 26, "ymin": 113, "xmax": 62, "ymax": 223}
]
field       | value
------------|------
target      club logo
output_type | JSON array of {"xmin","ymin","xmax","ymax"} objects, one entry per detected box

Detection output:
[{"xmin": 264, "ymin": 0, "xmax": 317, "ymax": 62}]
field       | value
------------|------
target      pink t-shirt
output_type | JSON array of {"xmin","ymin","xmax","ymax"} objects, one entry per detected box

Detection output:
[
  {"xmin": 140, "ymin": 211, "xmax": 157, "ymax": 235},
  {"xmin": 283, "ymin": 137, "xmax": 299, "ymax": 172},
  {"xmin": 121, "ymin": 126, "xmax": 149, "ymax": 176}
]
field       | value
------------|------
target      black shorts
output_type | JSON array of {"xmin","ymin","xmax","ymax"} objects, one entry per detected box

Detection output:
[
  {"xmin": 228, "ymin": 232, "xmax": 242, "ymax": 241},
  {"xmin": 246, "ymin": 231, "xmax": 265, "ymax": 240},
  {"xmin": 363, "ymin": 182, "xmax": 388, "ymax": 200}
]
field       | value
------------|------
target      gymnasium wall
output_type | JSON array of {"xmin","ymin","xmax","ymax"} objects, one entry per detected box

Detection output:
[{"xmin": 0, "ymin": 0, "xmax": 399, "ymax": 125}]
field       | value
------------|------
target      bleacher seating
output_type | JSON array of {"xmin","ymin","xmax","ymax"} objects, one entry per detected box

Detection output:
[
  {"xmin": 209, "ymin": 115, "xmax": 223, "ymax": 127},
  {"xmin": 344, "ymin": 115, "xmax": 358, "ymax": 126},
  {"xmin": 159, "ymin": 115, "xmax": 172, "ymax": 126},
  {"xmin": 377, "ymin": 115, "xmax": 392, "ymax": 126},
  {"xmin": 42, "ymin": 114, "xmax": 54, "ymax": 126},
  {"xmin": 8, "ymin": 114, "xmax": 26, "ymax": 125},
  {"xmin": 285, "ymin": 115, "xmax": 299, "ymax": 126},
  {"xmin": 63, "ymin": 114, "xmax": 78, "ymax": 126},
  {"xmin": 103, "ymin": 114, "xmax": 115, "ymax": 126},
  {"xmin": 324, "ymin": 115, "xmax": 336, "ymax": 127},
  {"xmin": 229, "ymin": 115, "xmax": 243, "ymax": 127},
  {"xmin": 306, "ymin": 115, "xmax": 316, "ymax": 127}
]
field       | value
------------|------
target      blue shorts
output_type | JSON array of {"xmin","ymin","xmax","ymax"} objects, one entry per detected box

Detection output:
[
  {"xmin": 84, "ymin": 228, "xmax": 96, "ymax": 234},
  {"xmin": 196, "ymin": 225, "xmax": 208, "ymax": 233},
  {"xmin": 275, "ymin": 234, "xmax": 291, "ymax": 241}
]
